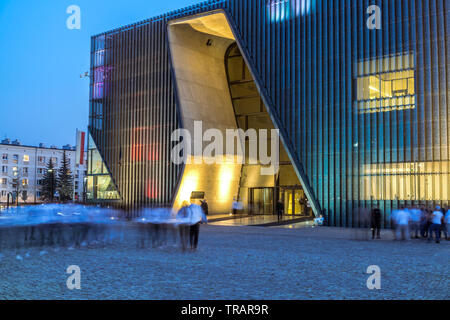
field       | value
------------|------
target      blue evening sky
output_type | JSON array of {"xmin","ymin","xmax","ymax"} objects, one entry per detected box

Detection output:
[{"xmin": 0, "ymin": 0, "xmax": 200, "ymax": 148}]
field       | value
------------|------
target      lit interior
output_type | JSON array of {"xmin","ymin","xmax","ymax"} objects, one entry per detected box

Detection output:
[
  {"xmin": 86, "ymin": 134, "xmax": 121, "ymax": 201},
  {"xmin": 362, "ymin": 161, "xmax": 450, "ymax": 201},
  {"xmin": 356, "ymin": 53, "xmax": 416, "ymax": 114}
]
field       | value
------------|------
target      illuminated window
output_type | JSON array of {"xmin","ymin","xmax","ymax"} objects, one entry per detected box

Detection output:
[
  {"xmin": 361, "ymin": 161, "xmax": 450, "ymax": 201},
  {"xmin": 23, "ymin": 155, "xmax": 30, "ymax": 162},
  {"xmin": 86, "ymin": 134, "xmax": 120, "ymax": 201},
  {"xmin": 94, "ymin": 35, "xmax": 105, "ymax": 67},
  {"xmin": 94, "ymin": 50, "xmax": 105, "ymax": 67},
  {"xmin": 1, "ymin": 178, "xmax": 7, "ymax": 185},
  {"xmin": 22, "ymin": 179, "xmax": 28, "ymax": 186},
  {"xmin": 267, "ymin": 0, "xmax": 311, "ymax": 22},
  {"xmin": 93, "ymin": 82, "xmax": 104, "ymax": 99},
  {"xmin": 356, "ymin": 53, "xmax": 415, "ymax": 114}
]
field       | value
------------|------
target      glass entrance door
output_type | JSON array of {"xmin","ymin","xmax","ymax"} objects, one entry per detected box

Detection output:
[
  {"xmin": 279, "ymin": 187, "xmax": 309, "ymax": 216},
  {"xmin": 249, "ymin": 188, "xmax": 274, "ymax": 215},
  {"xmin": 249, "ymin": 187, "xmax": 311, "ymax": 216}
]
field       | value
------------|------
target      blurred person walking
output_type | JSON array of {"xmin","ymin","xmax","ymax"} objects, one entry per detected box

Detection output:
[
  {"xmin": 395, "ymin": 207, "xmax": 410, "ymax": 241},
  {"xmin": 390, "ymin": 209, "xmax": 398, "ymax": 240},
  {"xmin": 440, "ymin": 207, "xmax": 448, "ymax": 240},
  {"xmin": 445, "ymin": 208, "xmax": 450, "ymax": 241},
  {"xmin": 425, "ymin": 208, "xmax": 433, "ymax": 238},
  {"xmin": 420, "ymin": 208, "xmax": 430, "ymax": 238},
  {"xmin": 177, "ymin": 201, "xmax": 191, "ymax": 251},
  {"xmin": 276, "ymin": 200, "xmax": 284, "ymax": 222},
  {"xmin": 200, "ymin": 199, "xmax": 209, "ymax": 216},
  {"xmin": 188, "ymin": 201, "xmax": 207, "ymax": 251},
  {"xmin": 232, "ymin": 197, "xmax": 239, "ymax": 215},
  {"xmin": 353, "ymin": 208, "xmax": 370, "ymax": 240},
  {"xmin": 428, "ymin": 206, "xmax": 444, "ymax": 244},
  {"xmin": 409, "ymin": 207, "xmax": 422, "ymax": 239},
  {"xmin": 370, "ymin": 207, "xmax": 382, "ymax": 239}
]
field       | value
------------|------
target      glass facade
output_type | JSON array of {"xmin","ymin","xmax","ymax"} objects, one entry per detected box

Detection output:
[
  {"xmin": 88, "ymin": 17, "xmax": 182, "ymax": 210},
  {"xmin": 86, "ymin": 134, "xmax": 120, "ymax": 201},
  {"xmin": 90, "ymin": 0, "xmax": 450, "ymax": 226}
]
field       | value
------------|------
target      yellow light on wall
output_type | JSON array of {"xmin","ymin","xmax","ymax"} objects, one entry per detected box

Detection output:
[
  {"xmin": 218, "ymin": 164, "xmax": 235, "ymax": 202},
  {"xmin": 175, "ymin": 156, "xmax": 200, "ymax": 209}
]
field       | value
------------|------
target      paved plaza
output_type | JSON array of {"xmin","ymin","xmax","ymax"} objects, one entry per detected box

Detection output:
[{"xmin": 0, "ymin": 225, "xmax": 448, "ymax": 300}]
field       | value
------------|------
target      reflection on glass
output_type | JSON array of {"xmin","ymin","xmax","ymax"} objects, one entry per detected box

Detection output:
[
  {"xmin": 284, "ymin": 190, "xmax": 292, "ymax": 215},
  {"xmin": 294, "ymin": 189, "xmax": 302, "ymax": 215}
]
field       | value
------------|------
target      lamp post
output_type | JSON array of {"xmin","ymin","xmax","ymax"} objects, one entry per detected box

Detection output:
[{"xmin": 48, "ymin": 168, "xmax": 55, "ymax": 203}]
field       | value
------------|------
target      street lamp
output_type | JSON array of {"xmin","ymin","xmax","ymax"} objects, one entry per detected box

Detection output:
[{"xmin": 48, "ymin": 169, "xmax": 55, "ymax": 203}]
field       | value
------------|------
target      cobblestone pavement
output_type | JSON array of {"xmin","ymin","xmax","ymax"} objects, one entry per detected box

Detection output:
[{"xmin": 0, "ymin": 225, "xmax": 448, "ymax": 300}]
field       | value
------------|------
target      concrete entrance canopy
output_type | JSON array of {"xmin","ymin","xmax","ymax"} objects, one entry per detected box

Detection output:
[
  {"xmin": 168, "ymin": 12, "xmax": 241, "ymax": 214},
  {"xmin": 168, "ymin": 11, "xmax": 321, "ymax": 217}
]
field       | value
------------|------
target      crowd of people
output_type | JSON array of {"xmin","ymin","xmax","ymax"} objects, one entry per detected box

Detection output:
[
  {"xmin": 134, "ymin": 200, "xmax": 207, "ymax": 251},
  {"xmin": 0, "ymin": 204, "xmax": 123, "ymax": 252},
  {"xmin": 0, "ymin": 200, "xmax": 208, "ymax": 255},
  {"xmin": 366, "ymin": 205, "xmax": 450, "ymax": 243},
  {"xmin": 389, "ymin": 206, "xmax": 449, "ymax": 243}
]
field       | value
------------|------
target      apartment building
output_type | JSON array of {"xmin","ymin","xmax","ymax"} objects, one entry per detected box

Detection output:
[{"xmin": 0, "ymin": 139, "xmax": 87, "ymax": 207}]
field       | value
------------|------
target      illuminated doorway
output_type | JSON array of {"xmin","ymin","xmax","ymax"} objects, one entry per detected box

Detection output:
[
  {"xmin": 249, "ymin": 188, "xmax": 274, "ymax": 215},
  {"xmin": 249, "ymin": 187, "xmax": 311, "ymax": 216},
  {"xmin": 168, "ymin": 11, "xmax": 319, "ymax": 217}
]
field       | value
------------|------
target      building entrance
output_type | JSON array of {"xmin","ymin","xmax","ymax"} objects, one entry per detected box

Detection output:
[
  {"xmin": 168, "ymin": 14, "xmax": 319, "ymax": 217},
  {"xmin": 279, "ymin": 187, "xmax": 311, "ymax": 216},
  {"xmin": 249, "ymin": 188, "xmax": 274, "ymax": 215},
  {"xmin": 249, "ymin": 186, "xmax": 311, "ymax": 216}
]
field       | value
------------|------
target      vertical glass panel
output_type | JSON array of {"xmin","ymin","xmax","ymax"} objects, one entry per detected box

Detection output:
[
  {"xmin": 86, "ymin": 133, "xmax": 120, "ymax": 201},
  {"xmin": 284, "ymin": 190, "xmax": 292, "ymax": 215},
  {"xmin": 97, "ymin": 176, "xmax": 121, "ymax": 200},
  {"xmin": 87, "ymin": 176, "xmax": 94, "ymax": 200},
  {"xmin": 91, "ymin": 148, "xmax": 103, "ymax": 174},
  {"xmin": 408, "ymin": 78, "xmax": 415, "ymax": 95},
  {"xmin": 294, "ymin": 189, "xmax": 302, "ymax": 215}
]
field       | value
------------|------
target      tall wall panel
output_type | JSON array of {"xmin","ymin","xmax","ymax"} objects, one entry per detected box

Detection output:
[{"xmin": 89, "ymin": 18, "xmax": 182, "ymax": 211}]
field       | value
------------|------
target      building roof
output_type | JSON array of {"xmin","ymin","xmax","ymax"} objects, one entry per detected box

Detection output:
[
  {"xmin": 0, "ymin": 143, "xmax": 77, "ymax": 152},
  {"xmin": 92, "ymin": 0, "xmax": 226, "ymax": 38}
]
